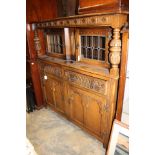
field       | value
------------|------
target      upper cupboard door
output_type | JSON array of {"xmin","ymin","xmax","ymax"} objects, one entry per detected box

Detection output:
[
  {"xmin": 75, "ymin": 27, "xmax": 112, "ymax": 68},
  {"xmin": 44, "ymin": 28, "xmax": 66, "ymax": 59}
]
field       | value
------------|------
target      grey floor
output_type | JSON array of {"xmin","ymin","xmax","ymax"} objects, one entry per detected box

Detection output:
[{"xmin": 26, "ymin": 107, "xmax": 106, "ymax": 155}]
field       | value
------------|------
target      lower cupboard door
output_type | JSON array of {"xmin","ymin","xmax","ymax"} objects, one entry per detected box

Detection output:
[
  {"xmin": 84, "ymin": 96, "xmax": 104, "ymax": 137},
  {"xmin": 69, "ymin": 88, "xmax": 84, "ymax": 126},
  {"xmin": 53, "ymin": 80, "xmax": 65, "ymax": 114},
  {"xmin": 44, "ymin": 78, "xmax": 54, "ymax": 106}
]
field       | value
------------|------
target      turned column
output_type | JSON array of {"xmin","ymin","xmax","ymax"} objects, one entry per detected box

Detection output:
[
  {"xmin": 33, "ymin": 24, "xmax": 46, "ymax": 56},
  {"xmin": 33, "ymin": 25, "xmax": 42, "ymax": 56},
  {"xmin": 106, "ymin": 27, "xmax": 122, "ymax": 147},
  {"xmin": 109, "ymin": 28, "xmax": 121, "ymax": 76}
]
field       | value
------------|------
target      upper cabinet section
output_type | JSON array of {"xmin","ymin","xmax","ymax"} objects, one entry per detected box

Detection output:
[{"xmin": 78, "ymin": 0, "xmax": 129, "ymax": 14}]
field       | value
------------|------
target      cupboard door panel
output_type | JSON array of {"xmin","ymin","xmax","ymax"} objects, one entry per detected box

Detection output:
[
  {"xmin": 69, "ymin": 88, "xmax": 84, "ymax": 126},
  {"xmin": 44, "ymin": 78, "xmax": 54, "ymax": 106},
  {"xmin": 53, "ymin": 80, "xmax": 65, "ymax": 113},
  {"xmin": 84, "ymin": 97, "xmax": 101, "ymax": 136}
]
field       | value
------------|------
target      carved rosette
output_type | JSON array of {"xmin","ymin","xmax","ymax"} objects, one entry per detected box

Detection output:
[
  {"xmin": 109, "ymin": 28, "xmax": 121, "ymax": 75},
  {"xmin": 65, "ymin": 71, "xmax": 107, "ymax": 95},
  {"xmin": 34, "ymin": 30, "xmax": 41, "ymax": 55},
  {"xmin": 103, "ymin": 103, "xmax": 110, "ymax": 112}
]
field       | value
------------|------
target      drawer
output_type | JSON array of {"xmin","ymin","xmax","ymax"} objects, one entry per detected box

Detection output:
[
  {"xmin": 64, "ymin": 70, "xmax": 107, "ymax": 95},
  {"xmin": 38, "ymin": 62, "xmax": 62, "ymax": 78}
]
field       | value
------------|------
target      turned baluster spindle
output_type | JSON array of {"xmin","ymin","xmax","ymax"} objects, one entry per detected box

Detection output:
[
  {"xmin": 34, "ymin": 30, "xmax": 41, "ymax": 56},
  {"xmin": 109, "ymin": 28, "xmax": 121, "ymax": 76}
]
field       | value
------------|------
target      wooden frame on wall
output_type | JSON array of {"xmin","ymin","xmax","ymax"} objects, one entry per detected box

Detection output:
[{"xmin": 106, "ymin": 119, "xmax": 129, "ymax": 155}]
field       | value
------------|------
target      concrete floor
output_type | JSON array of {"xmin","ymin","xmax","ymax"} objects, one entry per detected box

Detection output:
[{"xmin": 26, "ymin": 107, "xmax": 106, "ymax": 155}]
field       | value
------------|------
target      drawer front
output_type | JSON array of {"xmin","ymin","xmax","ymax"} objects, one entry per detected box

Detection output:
[
  {"xmin": 38, "ymin": 62, "xmax": 62, "ymax": 78},
  {"xmin": 64, "ymin": 70, "xmax": 107, "ymax": 95}
]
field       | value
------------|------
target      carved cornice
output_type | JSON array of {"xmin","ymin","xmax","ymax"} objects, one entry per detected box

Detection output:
[
  {"xmin": 34, "ymin": 14, "xmax": 127, "ymax": 29},
  {"xmin": 65, "ymin": 70, "xmax": 107, "ymax": 95}
]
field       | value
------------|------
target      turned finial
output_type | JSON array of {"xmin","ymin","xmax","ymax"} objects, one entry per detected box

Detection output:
[{"xmin": 34, "ymin": 30, "xmax": 41, "ymax": 56}]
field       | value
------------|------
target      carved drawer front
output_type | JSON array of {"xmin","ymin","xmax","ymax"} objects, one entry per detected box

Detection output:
[
  {"xmin": 64, "ymin": 70, "xmax": 107, "ymax": 95},
  {"xmin": 39, "ymin": 62, "xmax": 62, "ymax": 78}
]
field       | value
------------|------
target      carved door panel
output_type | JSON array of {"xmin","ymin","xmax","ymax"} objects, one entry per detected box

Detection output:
[
  {"xmin": 68, "ymin": 87, "xmax": 84, "ymax": 126},
  {"xmin": 53, "ymin": 79, "xmax": 65, "ymax": 114},
  {"xmin": 44, "ymin": 77, "xmax": 54, "ymax": 106},
  {"xmin": 84, "ymin": 96, "xmax": 104, "ymax": 137}
]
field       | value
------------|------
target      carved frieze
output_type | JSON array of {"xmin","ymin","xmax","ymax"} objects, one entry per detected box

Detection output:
[
  {"xmin": 36, "ymin": 15, "xmax": 110, "ymax": 28},
  {"xmin": 65, "ymin": 71, "xmax": 107, "ymax": 95}
]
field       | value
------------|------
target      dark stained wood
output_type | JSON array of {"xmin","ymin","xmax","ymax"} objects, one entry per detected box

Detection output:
[
  {"xmin": 26, "ymin": 38, "xmax": 32, "ymax": 82},
  {"xmin": 26, "ymin": 61, "xmax": 32, "ymax": 82},
  {"xmin": 26, "ymin": 24, "xmax": 37, "ymax": 60},
  {"xmin": 78, "ymin": 0, "xmax": 129, "ymax": 14},
  {"xmin": 56, "ymin": 0, "xmax": 78, "ymax": 17},
  {"xmin": 30, "ymin": 61, "xmax": 44, "ymax": 109},
  {"xmin": 26, "ymin": 0, "xmax": 58, "ymax": 23},
  {"xmin": 26, "ymin": 24, "xmax": 45, "ymax": 109},
  {"xmin": 116, "ymin": 30, "xmax": 129, "ymax": 120}
]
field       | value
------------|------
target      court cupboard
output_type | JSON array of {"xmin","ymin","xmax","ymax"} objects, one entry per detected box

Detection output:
[{"xmin": 26, "ymin": 0, "xmax": 129, "ymax": 149}]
